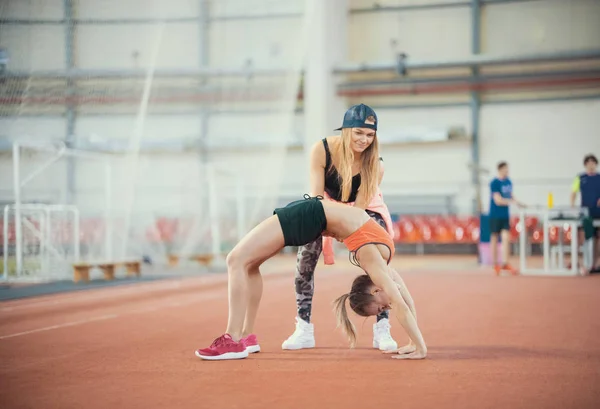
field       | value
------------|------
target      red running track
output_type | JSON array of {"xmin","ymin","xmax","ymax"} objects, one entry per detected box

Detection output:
[{"xmin": 1, "ymin": 262, "xmax": 600, "ymax": 409}]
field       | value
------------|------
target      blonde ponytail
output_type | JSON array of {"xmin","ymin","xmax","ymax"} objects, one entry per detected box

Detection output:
[{"xmin": 332, "ymin": 293, "xmax": 358, "ymax": 348}]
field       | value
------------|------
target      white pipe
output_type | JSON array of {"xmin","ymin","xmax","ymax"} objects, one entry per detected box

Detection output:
[
  {"xmin": 104, "ymin": 162, "xmax": 112, "ymax": 260},
  {"xmin": 570, "ymin": 224, "xmax": 578, "ymax": 274},
  {"xmin": 19, "ymin": 144, "xmax": 66, "ymax": 187},
  {"xmin": 207, "ymin": 164, "xmax": 221, "ymax": 259},
  {"xmin": 519, "ymin": 209, "xmax": 526, "ymax": 273},
  {"xmin": 17, "ymin": 140, "xmax": 111, "ymax": 161},
  {"xmin": 333, "ymin": 49, "xmax": 600, "ymax": 73},
  {"xmin": 13, "ymin": 143, "xmax": 22, "ymax": 276},
  {"xmin": 5, "ymin": 204, "xmax": 78, "ymax": 211},
  {"xmin": 8, "ymin": 66, "xmax": 290, "ymax": 79},
  {"xmin": 48, "ymin": 204, "xmax": 79, "ymax": 211},
  {"xmin": 6, "ymin": 204, "xmax": 73, "ymax": 211},
  {"xmin": 40, "ymin": 208, "xmax": 47, "ymax": 275},
  {"xmin": 542, "ymin": 212, "xmax": 550, "ymax": 272},
  {"xmin": 2, "ymin": 206, "xmax": 8, "ymax": 280},
  {"xmin": 235, "ymin": 176, "xmax": 246, "ymax": 241},
  {"xmin": 43, "ymin": 208, "xmax": 50, "ymax": 275},
  {"xmin": 61, "ymin": 149, "xmax": 112, "ymax": 160},
  {"xmin": 558, "ymin": 229, "xmax": 564, "ymax": 269},
  {"xmin": 73, "ymin": 206, "xmax": 80, "ymax": 263}
]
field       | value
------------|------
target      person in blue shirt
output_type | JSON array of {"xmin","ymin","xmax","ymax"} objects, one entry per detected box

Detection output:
[
  {"xmin": 570, "ymin": 154, "xmax": 600, "ymax": 273},
  {"xmin": 489, "ymin": 161, "xmax": 525, "ymax": 275}
]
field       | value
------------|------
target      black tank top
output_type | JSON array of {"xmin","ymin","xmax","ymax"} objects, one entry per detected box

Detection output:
[{"xmin": 323, "ymin": 138, "xmax": 380, "ymax": 203}]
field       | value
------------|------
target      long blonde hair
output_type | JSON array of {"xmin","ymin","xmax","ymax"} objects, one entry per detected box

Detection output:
[
  {"xmin": 332, "ymin": 275, "xmax": 377, "ymax": 348},
  {"xmin": 329, "ymin": 128, "xmax": 380, "ymax": 203}
]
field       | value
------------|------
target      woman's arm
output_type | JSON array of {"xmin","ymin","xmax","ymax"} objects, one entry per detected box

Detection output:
[
  {"xmin": 382, "ymin": 267, "xmax": 420, "ymax": 355},
  {"xmin": 308, "ymin": 140, "xmax": 326, "ymax": 197},
  {"xmin": 389, "ymin": 267, "xmax": 417, "ymax": 320},
  {"xmin": 356, "ymin": 246, "xmax": 427, "ymax": 359}
]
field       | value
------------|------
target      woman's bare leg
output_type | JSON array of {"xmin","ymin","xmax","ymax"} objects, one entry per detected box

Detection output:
[
  {"xmin": 241, "ymin": 267, "xmax": 262, "ymax": 337},
  {"xmin": 225, "ymin": 215, "xmax": 285, "ymax": 341},
  {"xmin": 241, "ymin": 247, "xmax": 281, "ymax": 337}
]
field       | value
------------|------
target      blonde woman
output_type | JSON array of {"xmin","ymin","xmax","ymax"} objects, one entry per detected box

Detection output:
[
  {"xmin": 194, "ymin": 195, "xmax": 427, "ymax": 361},
  {"xmin": 282, "ymin": 104, "xmax": 398, "ymax": 351}
]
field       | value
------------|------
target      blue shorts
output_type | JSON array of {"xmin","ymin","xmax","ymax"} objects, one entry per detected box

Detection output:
[{"xmin": 489, "ymin": 217, "xmax": 510, "ymax": 234}]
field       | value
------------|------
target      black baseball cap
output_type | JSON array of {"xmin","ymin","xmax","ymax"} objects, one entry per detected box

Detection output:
[{"xmin": 334, "ymin": 103, "xmax": 378, "ymax": 131}]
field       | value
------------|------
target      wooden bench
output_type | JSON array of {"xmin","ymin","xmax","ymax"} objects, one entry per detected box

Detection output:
[
  {"xmin": 193, "ymin": 254, "xmax": 214, "ymax": 266},
  {"xmin": 167, "ymin": 253, "xmax": 217, "ymax": 267},
  {"xmin": 167, "ymin": 254, "xmax": 180, "ymax": 267},
  {"xmin": 72, "ymin": 259, "xmax": 142, "ymax": 283}
]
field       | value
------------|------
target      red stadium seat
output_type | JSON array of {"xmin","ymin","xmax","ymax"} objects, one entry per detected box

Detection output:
[
  {"xmin": 531, "ymin": 228, "xmax": 544, "ymax": 244},
  {"xmin": 418, "ymin": 223, "xmax": 433, "ymax": 242},
  {"xmin": 453, "ymin": 226, "xmax": 469, "ymax": 243},
  {"xmin": 549, "ymin": 226, "xmax": 559, "ymax": 244},
  {"xmin": 434, "ymin": 224, "xmax": 455, "ymax": 243},
  {"xmin": 397, "ymin": 218, "xmax": 421, "ymax": 243},
  {"xmin": 510, "ymin": 219, "xmax": 521, "ymax": 241},
  {"xmin": 437, "ymin": 217, "xmax": 452, "ymax": 242},
  {"xmin": 525, "ymin": 216, "xmax": 539, "ymax": 231}
]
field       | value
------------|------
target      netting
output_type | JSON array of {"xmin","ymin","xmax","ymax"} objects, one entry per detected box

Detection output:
[
  {"xmin": 0, "ymin": 0, "xmax": 309, "ymax": 279},
  {"xmin": 0, "ymin": 142, "xmax": 117, "ymax": 280},
  {"xmin": 2, "ymin": 203, "xmax": 79, "ymax": 281}
]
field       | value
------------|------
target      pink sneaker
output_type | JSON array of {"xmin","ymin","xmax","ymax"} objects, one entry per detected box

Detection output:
[
  {"xmin": 195, "ymin": 334, "xmax": 249, "ymax": 361},
  {"xmin": 240, "ymin": 334, "xmax": 261, "ymax": 354}
]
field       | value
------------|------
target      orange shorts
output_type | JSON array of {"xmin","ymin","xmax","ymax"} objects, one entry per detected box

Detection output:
[{"xmin": 342, "ymin": 218, "xmax": 395, "ymax": 265}]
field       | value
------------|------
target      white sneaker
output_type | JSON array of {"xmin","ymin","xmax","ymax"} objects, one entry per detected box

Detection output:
[
  {"xmin": 373, "ymin": 318, "xmax": 398, "ymax": 351},
  {"xmin": 281, "ymin": 317, "xmax": 315, "ymax": 350}
]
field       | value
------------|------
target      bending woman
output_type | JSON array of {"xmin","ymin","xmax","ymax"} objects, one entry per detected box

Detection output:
[
  {"xmin": 195, "ymin": 195, "xmax": 427, "ymax": 361},
  {"xmin": 283, "ymin": 103, "xmax": 398, "ymax": 352}
]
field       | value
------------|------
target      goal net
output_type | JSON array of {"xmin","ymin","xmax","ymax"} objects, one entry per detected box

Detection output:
[
  {"xmin": 2, "ymin": 203, "xmax": 79, "ymax": 281},
  {"xmin": 1, "ymin": 141, "xmax": 117, "ymax": 281},
  {"xmin": 1, "ymin": 0, "xmax": 309, "ymax": 279}
]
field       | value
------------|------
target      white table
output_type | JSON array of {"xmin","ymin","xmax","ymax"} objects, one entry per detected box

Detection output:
[{"xmin": 518, "ymin": 207, "xmax": 599, "ymax": 276}]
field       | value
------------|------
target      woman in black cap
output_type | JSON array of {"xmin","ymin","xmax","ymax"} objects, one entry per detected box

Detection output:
[{"xmin": 281, "ymin": 103, "xmax": 398, "ymax": 351}]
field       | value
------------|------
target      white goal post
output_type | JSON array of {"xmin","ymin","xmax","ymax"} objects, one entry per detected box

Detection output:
[
  {"xmin": 1, "ymin": 140, "xmax": 114, "ymax": 281},
  {"xmin": 2, "ymin": 203, "xmax": 80, "ymax": 281}
]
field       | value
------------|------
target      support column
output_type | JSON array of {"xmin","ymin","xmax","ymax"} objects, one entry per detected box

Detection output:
[
  {"xmin": 470, "ymin": 0, "xmax": 482, "ymax": 214},
  {"xmin": 64, "ymin": 0, "xmax": 76, "ymax": 204},
  {"xmin": 303, "ymin": 0, "xmax": 348, "ymax": 192}
]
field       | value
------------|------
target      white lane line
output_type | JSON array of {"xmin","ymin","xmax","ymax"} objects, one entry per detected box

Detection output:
[
  {"xmin": 0, "ymin": 314, "xmax": 119, "ymax": 340},
  {"xmin": 0, "ymin": 276, "xmax": 223, "ymax": 313},
  {"xmin": 0, "ymin": 266, "xmax": 296, "ymax": 313},
  {"xmin": 0, "ymin": 291, "xmax": 223, "ymax": 341},
  {"xmin": 0, "ymin": 269, "xmax": 301, "ymax": 340}
]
